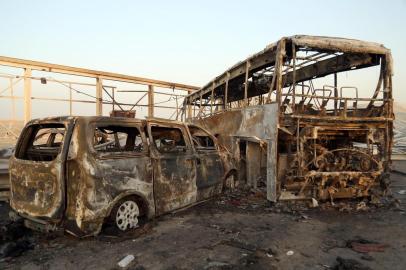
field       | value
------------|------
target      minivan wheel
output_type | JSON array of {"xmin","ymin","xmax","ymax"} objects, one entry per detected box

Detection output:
[{"xmin": 113, "ymin": 200, "xmax": 140, "ymax": 231}]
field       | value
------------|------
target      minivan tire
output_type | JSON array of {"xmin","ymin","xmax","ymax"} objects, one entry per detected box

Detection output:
[{"xmin": 110, "ymin": 198, "xmax": 141, "ymax": 231}]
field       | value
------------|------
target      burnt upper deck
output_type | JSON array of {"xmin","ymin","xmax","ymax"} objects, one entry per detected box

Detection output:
[
  {"xmin": 183, "ymin": 35, "xmax": 393, "ymax": 123},
  {"xmin": 186, "ymin": 35, "xmax": 391, "ymax": 102}
]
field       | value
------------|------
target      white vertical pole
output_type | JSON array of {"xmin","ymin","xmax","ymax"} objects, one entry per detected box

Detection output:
[{"xmin": 23, "ymin": 68, "xmax": 32, "ymax": 123}]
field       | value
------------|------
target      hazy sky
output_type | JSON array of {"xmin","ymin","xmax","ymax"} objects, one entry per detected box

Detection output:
[{"xmin": 0, "ymin": 0, "xmax": 405, "ymax": 118}]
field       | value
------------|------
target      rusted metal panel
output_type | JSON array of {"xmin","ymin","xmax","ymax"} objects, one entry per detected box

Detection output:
[
  {"xmin": 193, "ymin": 104, "xmax": 278, "ymax": 146},
  {"xmin": 192, "ymin": 104, "xmax": 279, "ymax": 199},
  {"xmin": 195, "ymin": 152, "xmax": 223, "ymax": 189},
  {"xmin": 147, "ymin": 121, "xmax": 198, "ymax": 214}
]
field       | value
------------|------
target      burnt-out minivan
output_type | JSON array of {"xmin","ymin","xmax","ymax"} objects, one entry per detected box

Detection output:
[{"xmin": 9, "ymin": 116, "xmax": 235, "ymax": 236}]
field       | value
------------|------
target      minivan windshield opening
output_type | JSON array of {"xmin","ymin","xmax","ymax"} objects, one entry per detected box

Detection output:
[
  {"xmin": 15, "ymin": 124, "xmax": 66, "ymax": 161},
  {"xmin": 93, "ymin": 125, "xmax": 144, "ymax": 153}
]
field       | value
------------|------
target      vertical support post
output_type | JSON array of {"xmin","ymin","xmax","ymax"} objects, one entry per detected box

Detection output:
[
  {"xmin": 23, "ymin": 68, "xmax": 32, "ymax": 123},
  {"xmin": 292, "ymin": 43, "xmax": 296, "ymax": 113},
  {"xmin": 96, "ymin": 77, "xmax": 103, "ymax": 116},
  {"xmin": 193, "ymin": 99, "xmax": 196, "ymax": 117},
  {"xmin": 198, "ymin": 92, "xmax": 203, "ymax": 118},
  {"xmin": 382, "ymin": 55, "xmax": 392, "ymax": 174},
  {"xmin": 9, "ymin": 78, "xmax": 16, "ymax": 121},
  {"xmin": 334, "ymin": 73, "xmax": 338, "ymax": 115},
  {"xmin": 112, "ymin": 87, "xmax": 115, "ymax": 112},
  {"xmin": 296, "ymin": 118, "xmax": 302, "ymax": 176},
  {"xmin": 69, "ymin": 83, "xmax": 73, "ymax": 116},
  {"xmin": 343, "ymin": 98, "xmax": 348, "ymax": 118},
  {"xmin": 244, "ymin": 60, "xmax": 250, "ymax": 107},
  {"xmin": 175, "ymin": 96, "xmax": 179, "ymax": 120},
  {"xmin": 246, "ymin": 142, "xmax": 261, "ymax": 188},
  {"xmin": 382, "ymin": 57, "xmax": 388, "ymax": 102},
  {"xmin": 225, "ymin": 72, "xmax": 229, "ymax": 111},
  {"xmin": 187, "ymin": 91, "xmax": 192, "ymax": 119},
  {"xmin": 275, "ymin": 40, "xmax": 286, "ymax": 108},
  {"xmin": 148, "ymin": 85, "xmax": 154, "ymax": 117},
  {"xmin": 187, "ymin": 105, "xmax": 192, "ymax": 119},
  {"xmin": 210, "ymin": 83, "xmax": 214, "ymax": 115},
  {"xmin": 266, "ymin": 139, "xmax": 277, "ymax": 202}
]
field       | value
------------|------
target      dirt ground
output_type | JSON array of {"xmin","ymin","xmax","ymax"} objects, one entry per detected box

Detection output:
[{"xmin": 1, "ymin": 174, "xmax": 406, "ymax": 270}]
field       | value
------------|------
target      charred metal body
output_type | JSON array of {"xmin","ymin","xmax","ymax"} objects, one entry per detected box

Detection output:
[
  {"xmin": 9, "ymin": 116, "xmax": 233, "ymax": 236},
  {"xmin": 182, "ymin": 35, "xmax": 393, "ymax": 202}
]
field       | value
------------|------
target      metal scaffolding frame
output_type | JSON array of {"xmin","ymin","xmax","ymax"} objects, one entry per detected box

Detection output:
[{"xmin": 0, "ymin": 55, "xmax": 199, "ymax": 123}]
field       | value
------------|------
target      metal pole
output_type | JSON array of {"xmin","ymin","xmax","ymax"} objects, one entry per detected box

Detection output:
[
  {"xmin": 276, "ymin": 40, "xmax": 286, "ymax": 108},
  {"xmin": 96, "ymin": 77, "xmax": 103, "ymax": 116},
  {"xmin": 193, "ymin": 99, "xmax": 196, "ymax": 117},
  {"xmin": 292, "ymin": 43, "xmax": 296, "ymax": 113},
  {"xmin": 69, "ymin": 83, "xmax": 73, "ymax": 116},
  {"xmin": 225, "ymin": 72, "xmax": 229, "ymax": 110},
  {"xmin": 334, "ymin": 73, "xmax": 338, "ymax": 115},
  {"xmin": 244, "ymin": 61, "xmax": 250, "ymax": 107},
  {"xmin": 112, "ymin": 87, "xmax": 115, "ymax": 112},
  {"xmin": 148, "ymin": 85, "xmax": 154, "ymax": 117},
  {"xmin": 9, "ymin": 78, "xmax": 16, "ymax": 121},
  {"xmin": 23, "ymin": 68, "xmax": 32, "ymax": 123},
  {"xmin": 211, "ymin": 82, "xmax": 214, "ymax": 115},
  {"xmin": 175, "ymin": 95, "xmax": 179, "ymax": 120}
]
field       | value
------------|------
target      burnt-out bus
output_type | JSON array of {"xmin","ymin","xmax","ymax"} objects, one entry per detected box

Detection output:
[{"xmin": 182, "ymin": 35, "xmax": 393, "ymax": 202}]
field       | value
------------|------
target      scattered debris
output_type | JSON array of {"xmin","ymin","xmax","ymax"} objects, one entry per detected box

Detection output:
[
  {"xmin": 347, "ymin": 237, "xmax": 388, "ymax": 253},
  {"xmin": 356, "ymin": 202, "xmax": 369, "ymax": 211},
  {"xmin": 219, "ymin": 188, "xmax": 270, "ymax": 212},
  {"xmin": 397, "ymin": 190, "xmax": 406, "ymax": 195},
  {"xmin": 117, "ymin": 254, "xmax": 135, "ymax": 268},
  {"xmin": 0, "ymin": 239, "xmax": 34, "ymax": 259},
  {"xmin": 220, "ymin": 239, "xmax": 257, "ymax": 252},
  {"xmin": 203, "ymin": 261, "xmax": 230, "ymax": 269},
  {"xmin": 0, "ymin": 221, "xmax": 34, "ymax": 259},
  {"xmin": 350, "ymin": 242, "xmax": 388, "ymax": 253},
  {"xmin": 333, "ymin": 256, "xmax": 372, "ymax": 270},
  {"xmin": 286, "ymin": 250, "xmax": 294, "ymax": 256},
  {"xmin": 311, "ymin": 198, "xmax": 319, "ymax": 208},
  {"xmin": 99, "ymin": 223, "xmax": 154, "ymax": 242},
  {"xmin": 360, "ymin": 255, "xmax": 374, "ymax": 261},
  {"xmin": 320, "ymin": 238, "xmax": 347, "ymax": 253}
]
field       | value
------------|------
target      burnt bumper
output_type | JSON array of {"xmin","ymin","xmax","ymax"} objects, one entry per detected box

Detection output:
[{"xmin": 9, "ymin": 211, "xmax": 59, "ymax": 233}]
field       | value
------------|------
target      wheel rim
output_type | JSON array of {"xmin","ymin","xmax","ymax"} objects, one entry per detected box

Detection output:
[{"xmin": 115, "ymin": 200, "xmax": 140, "ymax": 231}]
